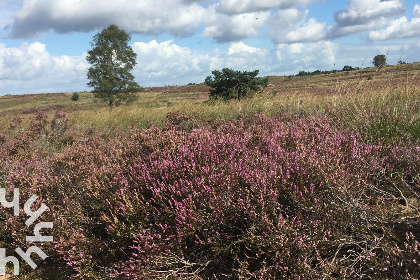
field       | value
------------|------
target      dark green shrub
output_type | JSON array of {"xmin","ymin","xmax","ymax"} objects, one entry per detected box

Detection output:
[
  {"xmin": 373, "ymin": 54, "xmax": 387, "ymax": 68},
  {"xmin": 71, "ymin": 92, "xmax": 79, "ymax": 101},
  {"xmin": 205, "ymin": 68, "xmax": 268, "ymax": 101}
]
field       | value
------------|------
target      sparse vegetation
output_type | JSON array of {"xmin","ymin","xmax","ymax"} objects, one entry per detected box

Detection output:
[
  {"xmin": 296, "ymin": 66, "xmax": 360, "ymax": 76},
  {"xmin": 297, "ymin": 69, "xmax": 338, "ymax": 76},
  {"xmin": 0, "ymin": 62, "xmax": 419, "ymax": 279}
]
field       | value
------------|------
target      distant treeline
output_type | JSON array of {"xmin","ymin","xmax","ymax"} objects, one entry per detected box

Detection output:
[{"xmin": 296, "ymin": 65, "xmax": 360, "ymax": 76}]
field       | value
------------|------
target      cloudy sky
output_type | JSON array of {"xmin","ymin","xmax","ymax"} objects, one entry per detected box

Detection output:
[{"xmin": 0, "ymin": 0, "xmax": 419, "ymax": 95}]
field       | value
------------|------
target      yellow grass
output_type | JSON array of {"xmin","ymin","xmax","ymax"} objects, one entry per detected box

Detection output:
[{"xmin": 0, "ymin": 63, "xmax": 419, "ymax": 138}]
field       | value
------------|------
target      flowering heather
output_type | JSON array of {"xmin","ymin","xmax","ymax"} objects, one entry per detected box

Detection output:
[{"xmin": 0, "ymin": 110, "xmax": 419, "ymax": 279}]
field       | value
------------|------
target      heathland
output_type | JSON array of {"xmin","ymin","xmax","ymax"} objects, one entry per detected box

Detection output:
[{"xmin": 0, "ymin": 63, "xmax": 419, "ymax": 279}]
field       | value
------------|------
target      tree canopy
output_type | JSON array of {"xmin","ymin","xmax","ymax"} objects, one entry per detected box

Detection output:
[
  {"xmin": 87, "ymin": 24, "xmax": 141, "ymax": 108},
  {"xmin": 373, "ymin": 54, "xmax": 387, "ymax": 68},
  {"xmin": 205, "ymin": 68, "xmax": 268, "ymax": 101}
]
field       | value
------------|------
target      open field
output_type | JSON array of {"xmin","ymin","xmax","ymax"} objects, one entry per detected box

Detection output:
[{"xmin": 0, "ymin": 63, "xmax": 419, "ymax": 279}]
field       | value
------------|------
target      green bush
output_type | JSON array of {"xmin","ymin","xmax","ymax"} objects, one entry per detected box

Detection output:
[
  {"xmin": 373, "ymin": 54, "xmax": 387, "ymax": 68},
  {"xmin": 205, "ymin": 68, "xmax": 268, "ymax": 101},
  {"xmin": 71, "ymin": 92, "xmax": 79, "ymax": 101}
]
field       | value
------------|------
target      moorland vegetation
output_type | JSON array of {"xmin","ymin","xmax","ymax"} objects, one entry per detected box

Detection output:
[{"xmin": 0, "ymin": 62, "xmax": 419, "ymax": 279}]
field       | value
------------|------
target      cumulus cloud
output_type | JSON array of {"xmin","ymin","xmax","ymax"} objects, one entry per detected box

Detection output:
[
  {"xmin": 269, "ymin": 8, "xmax": 327, "ymax": 43},
  {"xmin": 327, "ymin": 0, "xmax": 405, "ymax": 38},
  {"xmin": 9, "ymin": 0, "xmax": 209, "ymax": 38},
  {"xmin": 335, "ymin": 41, "xmax": 420, "ymax": 67},
  {"xmin": 7, "ymin": 0, "xmax": 414, "ymax": 44},
  {"xmin": 3, "ymin": 1, "xmax": 420, "ymax": 94},
  {"xmin": 132, "ymin": 40, "xmax": 218, "ymax": 86},
  {"xmin": 225, "ymin": 42, "xmax": 268, "ymax": 71},
  {"xmin": 369, "ymin": 5, "xmax": 420, "ymax": 41},
  {"xmin": 205, "ymin": 2, "xmax": 328, "ymax": 44},
  {"xmin": 3, "ymin": 37, "xmax": 419, "ymax": 95},
  {"xmin": 131, "ymin": 40, "xmax": 268, "ymax": 86},
  {"xmin": 132, "ymin": 39, "xmax": 337, "ymax": 84},
  {"xmin": 8, "ymin": 0, "xmax": 325, "ymax": 43},
  {"xmin": 274, "ymin": 41, "xmax": 338, "ymax": 73},
  {"xmin": 0, "ymin": 39, "xmax": 269, "ymax": 94},
  {"xmin": 0, "ymin": 42, "xmax": 88, "ymax": 94},
  {"xmin": 203, "ymin": 5, "xmax": 270, "ymax": 42},
  {"xmin": 285, "ymin": 18, "xmax": 327, "ymax": 42},
  {"xmin": 369, "ymin": 17, "xmax": 420, "ymax": 41},
  {"xmin": 228, "ymin": 42, "xmax": 262, "ymax": 54}
]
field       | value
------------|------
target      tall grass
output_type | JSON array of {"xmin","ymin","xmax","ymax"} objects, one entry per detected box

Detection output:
[
  {"xmin": 2, "ymin": 75, "xmax": 418, "ymax": 145},
  {"xmin": 325, "ymin": 79, "xmax": 420, "ymax": 143},
  {"xmin": 60, "ymin": 72, "xmax": 419, "ymax": 145}
]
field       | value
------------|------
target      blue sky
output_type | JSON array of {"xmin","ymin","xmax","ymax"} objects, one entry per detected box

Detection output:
[{"xmin": 1, "ymin": 0, "xmax": 419, "ymax": 95}]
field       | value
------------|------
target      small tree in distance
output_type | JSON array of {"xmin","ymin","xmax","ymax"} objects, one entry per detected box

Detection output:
[
  {"xmin": 205, "ymin": 68, "xmax": 268, "ymax": 101},
  {"xmin": 373, "ymin": 54, "xmax": 387, "ymax": 68},
  {"xmin": 71, "ymin": 92, "xmax": 79, "ymax": 101},
  {"xmin": 86, "ymin": 24, "xmax": 141, "ymax": 109}
]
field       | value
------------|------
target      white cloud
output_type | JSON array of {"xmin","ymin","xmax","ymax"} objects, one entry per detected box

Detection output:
[
  {"xmin": 7, "ymin": 0, "xmax": 325, "ymax": 44},
  {"xmin": 327, "ymin": 0, "xmax": 405, "ymax": 38},
  {"xmin": 414, "ymin": 4, "xmax": 420, "ymax": 18},
  {"xmin": 225, "ymin": 42, "xmax": 268, "ymax": 71},
  {"xmin": 286, "ymin": 18, "xmax": 327, "ymax": 42},
  {"xmin": 335, "ymin": 40, "xmax": 420, "ymax": 67},
  {"xmin": 132, "ymin": 40, "xmax": 269, "ymax": 86},
  {"xmin": 334, "ymin": 0, "xmax": 405, "ymax": 24},
  {"xmin": 132, "ymin": 40, "xmax": 216, "ymax": 86},
  {"xmin": 274, "ymin": 41, "xmax": 338, "ymax": 73},
  {"xmin": 10, "ymin": 0, "xmax": 209, "ymax": 38},
  {"xmin": 269, "ymin": 8, "xmax": 327, "ymax": 43},
  {"xmin": 203, "ymin": 6, "xmax": 270, "ymax": 42},
  {"xmin": 368, "ymin": 5, "xmax": 420, "ymax": 41},
  {"xmin": 0, "ymin": 42, "xmax": 88, "ymax": 94},
  {"xmin": 2, "ymin": 38, "xmax": 420, "ymax": 95},
  {"xmin": 3, "ymin": 1, "xmax": 420, "ymax": 94},
  {"xmin": 273, "ymin": 40, "xmax": 418, "ymax": 74},
  {"xmin": 7, "ymin": 0, "xmax": 414, "ymax": 45},
  {"xmin": 228, "ymin": 42, "xmax": 262, "ymax": 54},
  {"xmin": 369, "ymin": 17, "xmax": 420, "ymax": 41},
  {"xmin": 0, "ymin": 39, "xmax": 270, "ymax": 94}
]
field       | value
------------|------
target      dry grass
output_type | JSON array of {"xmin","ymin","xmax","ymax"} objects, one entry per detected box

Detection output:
[{"xmin": 0, "ymin": 62, "xmax": 419, "ymax": 138}]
